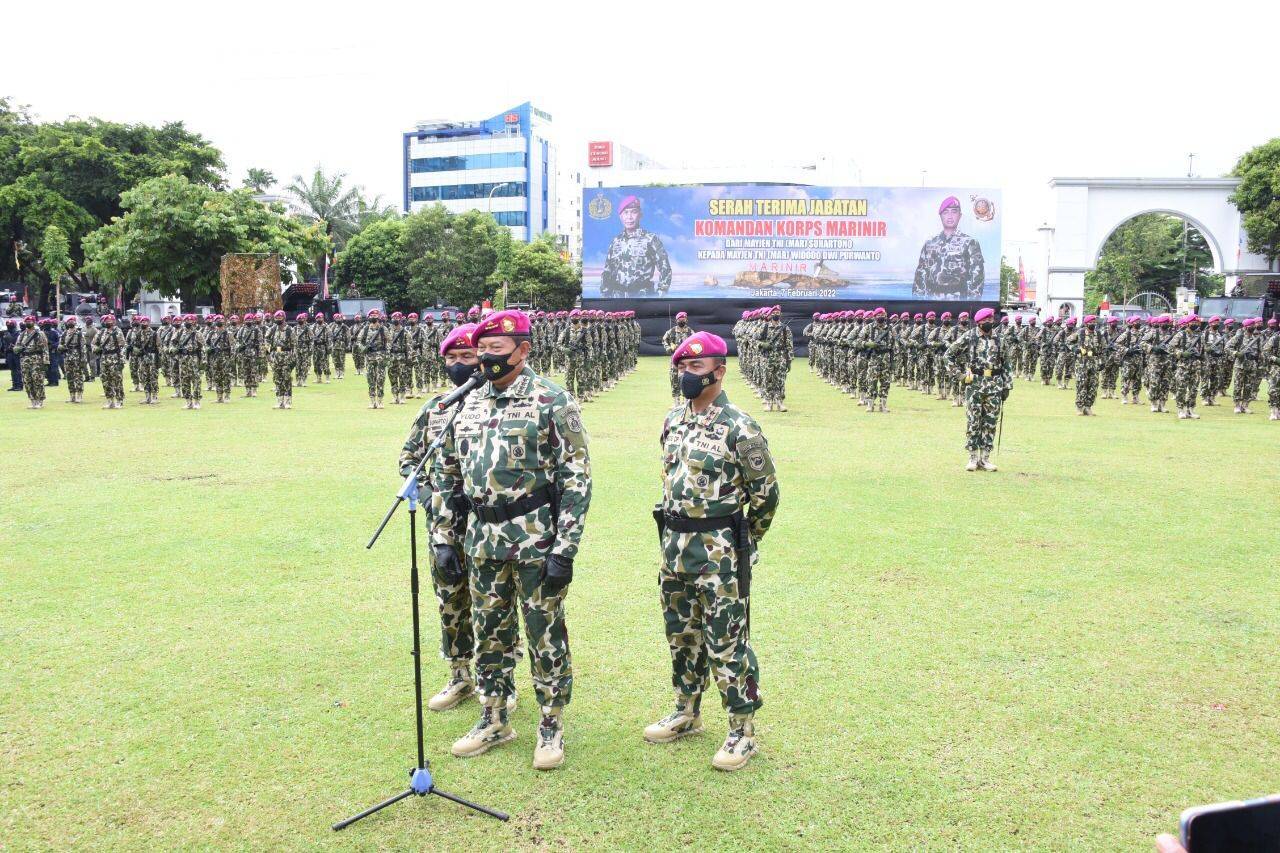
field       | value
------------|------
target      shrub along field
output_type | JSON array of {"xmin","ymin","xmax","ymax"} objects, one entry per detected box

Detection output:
[{"xmin": 3, "ymin": 357, "xmax": 1277, "ymax": 850}]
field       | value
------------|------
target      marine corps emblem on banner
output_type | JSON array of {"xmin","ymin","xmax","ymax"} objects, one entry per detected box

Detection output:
[
  {"xmin": 587, "ymin": 192, "xmax": 612, "ymax": 220},
  {"xmin": 971, "ymin": 195, "xmax": 996, "ymax": 222}
]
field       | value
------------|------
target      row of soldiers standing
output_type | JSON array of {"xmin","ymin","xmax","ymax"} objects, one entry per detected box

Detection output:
[
  {"xmin": 544, "ymin": 309, "xmax": 641, "ymax": 403},
  {"xmin": 729, "ymin": 307, "xmax": 794, "ymax": 411}
]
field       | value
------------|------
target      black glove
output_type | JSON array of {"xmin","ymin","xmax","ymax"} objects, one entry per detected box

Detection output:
[
  {"xmin": 433, "ymin": 545, "xmax": 465, "ymax": 584},
  {"xmin": 541, "ymin": 553, "xmax": 573, "ymax": 593}
]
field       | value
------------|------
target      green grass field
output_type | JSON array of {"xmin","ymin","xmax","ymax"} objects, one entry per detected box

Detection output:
[{"xmin": 3, "ymin": 357, "xmax": 1277, "ymax": 851}]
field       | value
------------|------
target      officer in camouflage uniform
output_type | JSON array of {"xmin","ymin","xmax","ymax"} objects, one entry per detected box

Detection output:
[
  {"xmin": 645, "ymin": 330, "xmax": 778, "ymax": 772},
  {"xmin": 266, "ymin": 309, "xmax": 296, "ymax": 409},
  {"xmin": 387, "ymin": 311, "xmax": 411, "ymax": 405},
  {"xmin": 159, "ymin": 315, "xmax": 179, "ymax": 392},
  {"xmin": 293, "ymin": 313, "xmax": 313, "ymax": 387},
  {"xmin": 1201, "ymin": 315, "xmax": 1226, "ymax": 406},
  {"xmin": 330, "ymin": 312, "xmax": 350, "ymax": 379},
  {"xmin": 913, "ymin": 195, "xmax": 985, "ymax": 299},
  {"xmin": 404, "ymin": 312, "xmax": 424, "ymax": 397},
  {"xmin": 399, "ymin": 322, "xmax": 490, "ymax": 712},
  {"xmin": 1225, "ymin": 318, "xmax": 1264, "ymax": 414},
  {"xmin": 238, "ymin": 313, "xmax": 263, "ymax": 397},
  {"xmin": 312, "ymin": 313, "xmax": 332, "ymax": 384},
  {"xmin": 431, "ymin": 309, "xmax": 591, "ymax": 771},
  {"xmin": 558, "ymin": 310, "xmax": 587, "ymax": 399},
  {"xmin": 1143, "ymin": 315, "xmax": 1174, "ymax": 413},
  {"xmin": 662, "ymin": 312, "xmax": 694, "ymax": 403},
  {"xmin": 125, "ymin": 317, "xmax": 143, "ymax": 392},
  {"xmin": 1065, "ymin": 314, "xmax": 1103, "ymax": 416},
  {"xmin": 132, "ymin": 315, "xmax": 160, "ymax": 404},
  {"xmin": 600, "ymin": 195, "xmax": 671, "ymax": 297},
  {"xmin": 1167, "ymin": 314, "xmax": 1204, "ymax": 419},
  {"xmin": 14, "ymin": 315, "xmax": 50, "ymax": 409},
  {"xmin": 1038, "ymin": 317, "xmax": 1057, "ymax": 385},
  {"xmin": 81, "ymin": 316, "xmax": 98, "ymax": 381},
  {"xmin": 935, "ymin": 311, "xmax": 957, "ymax": 398},
  {"xmin": 356, "ymin": 309, "xmax": 388, "ymax": 408},
  {"xmin": 206, "ymin": 315, "xmax": 234, "ymax": 404},
  {"xmin": 1262, "ymin": 319, "xmax": 1280, "ymax": 420},
  {"xmin": 419, "ymin": 313, "xmax": 440, "ymax": 391},
  {"xmin": 755, "ymin": 306, "xmax": 793, "ymax": 411},
  {"xmin": 1112, "ymin": 317, "xmax": 1145, "ymax": 405},
  {"xmin": 59, "ymin": 317, "xmax": 87, "ymax": 404},
  {"xmin": 1053, "ymin": 317, "xmax": 1076, "ymax": 390},
  {"xmin": 93, "ymin": 314, "xmax": 128, "ymax": 409},
  {"xmin": 864, "ymin": 307, "xmax": 894, "ymax": 412},
  {"xmin": 173, "ymin": 314, "xmax": 204, "ymax": 409},
  {"xmin": 352, "ymin": 312, "xmax": 367, "ymax": 375},
  {"xmin": 1099, "ymin": 317, "xmax": 1121, "ymax": 398},
  {"xmin": 945, "ymin": 307, "xmax": 1011, "ymax": 471},
  {"xmin": 1022, "ymin": 317, "xmax": 1039, "ymax": 380}
]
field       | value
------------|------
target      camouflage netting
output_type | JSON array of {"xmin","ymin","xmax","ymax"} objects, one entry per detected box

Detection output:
[{"xmin": 220, "ymin": 254, "xmax": 283, "ymax": 315}]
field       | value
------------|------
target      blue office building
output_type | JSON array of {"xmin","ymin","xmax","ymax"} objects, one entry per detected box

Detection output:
[{"xmin": 403, "ymin": 102, "xmax": 557, "ymax": 242}]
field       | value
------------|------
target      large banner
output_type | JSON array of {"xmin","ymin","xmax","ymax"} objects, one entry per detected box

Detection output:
[{"xmin": 582, "ymin": 185, "xmax": 1001, "ymax": 301}]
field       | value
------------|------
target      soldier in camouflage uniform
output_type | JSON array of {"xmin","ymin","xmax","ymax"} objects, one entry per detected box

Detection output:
[
  {"xmin": 1022, "ymin": 317, "xmax": 1039, "ymax": 380},
  {"xmin": 266, "ymin": 310, "xmax": 296, "ymax": 409},
  {"xmin": 431, "ymin": 309, "xmax": 591, "ymax": 771},
  {"xmin": 1143, "ymin": 315, "xmax": 1174, "ymax": 413},
  {"xmin": 351, "ymin": 312, "xmax": 367, "ymax": 375},
  {"xmin": 1225, "ymin": 318, "xmax": 1264, "ymax": 414},
  {"xmin": 59, "ymin": 317, "xmax": 87, "ymax": 404},
  {"xmin": 913, "ymin": 196, "xmax": 985, "ymax": 299},
  {"xmin": 1262, "ymin": 319, "xmax": 1280, "ymax": 420},
  {"xmin": 662, "ymin": 312, "xmax": 694, "ymax": 403},
  {"xmin": 1038, "ymin": 317, "xmax": 1057, "ymax": 386},
  {"xmin": 864, "ymin": 307, "xmax": 894, "ymax": 412},
  {"xmin": 920, "ymin": 311, "xmax": 942, "ymax": 397},
  {"xmin": 387, "ymin": 311, "xmax": 412, "ymax": 405},
  {"xmin": 93, "ymin": 314, "xmax": 128, "ymax": 409},
  {"xmin": 558, "ymin": 310, "xmax": 589, "ymax": 401},
  {"xmin": 419, "ymin": 314, "xmax": 440, "ymax": 391},
  {"xmin": 1053, "ymin": 317, "xmax": 1076, "ymax": 390},
  {"xmin": 237, "ymin": 313, "xmax": 263, "ymax": 397},
  {"xmin": 330, "ymin": 312, "xmax": 351, "ymax": 379},
  {"xmin": 600, "ymin": 195, "xmax": 671, "ymax": 297},
  {"xmin": 404, "ymin": 313, "xmax": 424, "ymax": 397},
  {"xmin": 935, "ymin": 312, "xmax": 957, "ymax": 399},
  {"xmin": 945, "ymin": 307, "xmax": 1012, "ymax": 472},
  {"xmin": 173, "ymin": 314, "xmax": 205, "ymax": 409},
  {"xmin": 293, "ymin": 313, "xmax": 313, "ymax": 387},
  {"xmin": 159, "ymin": 315, "xmax": 179, "ymax": 393},
  {"xmin": 756, "ymin": 307, "xmax": 794, "ymax": 411},
  {"xmin": 1065, "ymin": 314, "xmax": 1103, "ymax": 415},
  {"xmin": 125, "ymin": 317, "xmax": 143, "ymax": 392},
  {"xmin": 1099, "ymin": 317, "xmax": 1121, "ymax": 398},
  {"xmin": 206, "ymin": 315, "xmax": 234, "ymax": 404},
  {"xmin": 132, "ymin": 315, "xmax": 161, "ymax": 404},
  {"xmin": 1200, "ymin": 315, "xmax": 1226, "ymax": 406},
  {"xmin": 355, "ymin": 309, "xmax": 388, "ymax": 408},
  {"xmin": 1112, "ymin": 317, "xmax": 1145, "ymax": 405},
  {"xmin": 81, "ymin": 316, "xmax": 98, "ymax": 381},
  {"xmin": 645, "ymin": 330, "xmax": 777, "ymax": 772},
  {"xmin": 312, "ymin": 313, "xmax": 332, "ymax": 384},
  {"xmin": 226, "ymin": 315, "xmax": 241, "ymax": 386},
  {"xmin": 400, "ymin": 322, "xmax": 489, "ymax": 712},
  {"xmin": 13, "ymin": 315, "xmax": 50, "ymax": 409},
  {"xmin": 1167, "ymin": 314, "xmax": 1204, "ymax": 419}
]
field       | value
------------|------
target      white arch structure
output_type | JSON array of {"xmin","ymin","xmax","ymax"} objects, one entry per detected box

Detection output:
[{"xmin": 1035, "ymin": 177, "xmax": 1277, "ymax": 317}]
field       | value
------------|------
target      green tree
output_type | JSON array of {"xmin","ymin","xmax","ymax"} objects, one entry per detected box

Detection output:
[
  {"xmin": 1230, "ymin": 137, "xmax": 1280, "ymax": 261},
  {"xmin": 39, "ymin": 223, "xmax": 71, "ymax": 311},
  {"xmin": 402, "ymin": 206, "xmax": 504, "ymax": 309},
  {"xmin": 82, "ymin": 175, "xmax": 325, "ymax": 310},
  {"xmin": 242, "ymin": 168, "xmax": 276, "ymax": 193},
  {"xmin": 505, "ymin": 233, "xmax": 581, "ymax": 309},
  {"xmin": 999, "ymin": 257, "xmax": 1017, "ymax": 305},
  {"xmin": 1083, "ymin": 214, "xmax": 1221, "ymax": 311},
  {"xmin": 331, "ymin": 217, "xmax": 408, "ymax": 306}
]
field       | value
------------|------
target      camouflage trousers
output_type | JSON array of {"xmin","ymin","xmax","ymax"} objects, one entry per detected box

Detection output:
[
  {"xmin": 1039, "ymin": 348, "xmax": 1056, "ymax": 384},
  {"xmin": 209, "ymin": 352, "xmax": 232, "ymax": 397},
  {"xmin": 129, "ymin": 356, "xmax": 141, "ymax": 389},
  {"xmin": 1146, "ymin": 359, "xmax": 1172, "ymax": 404},
  {"xmin": 1231, "ymin": 363, "xmax": 1258, "ymax": 407},
  {"xmin": 178, "ymin": 355, "xmax": 203, "ymax": 402},
  {"xmin": 364, "ymin": 352, "xmax": 386, "ymax": 400},
  {"xmin": 1101, "ymin": 361, "xmax": 1119, "ymax": 394},
  {"xmin": 762, "ymin": 354, "xmax": 789, "ymax": 402},
  {"xmin": 1120, "ymin": 359, "xmax": 1143, "ymax": 397},
  {"xmin": 668, "ymin": 364, "xmax": 680, "ymax": 400},
  {"xmin": 1268, "ymin": 369, "xmax": 1280, "ymax": 409},
  {"xmin": 64, "ymin": 356, "xmax": 86, "ymax": 397},
  {"xmin": 270, "ymin": 352, "xmax": 293, "ymax": 396},
  {"xmin": 470, "ymin": 559, "xmax": 572, "ymax": 707},
  {"xmin": 660, "ymin": 568, "xmax": 761, "ymax": 715},
  {"xmin": 239, "ymin": 354, "xmax": 260, "ymax": 391},
  {"xmin": 866, "ymin": 354, "xmax": 891, "ymax": 400},
  {"xmin": 331, "ymin": 347, "xmax": 347, "ymax": 377},
  {"xmin": 918, "ymin": 352, "xmax": 935, "ymax": 392},
  {"xmin": 137, "ymin": 355, "xmax": 159, "ymax": 398},
  {"xmin": 353, "ymin": 348, "xmax": 365, "ymax": 372},
  {"xmin": 1201, "ymin": 356, "xmax": 1223, "ymax": 402},
  {"xmin": 101, "ymin": 356, "xmax": 125, "ymax": 403},
  {"xmin": 1074, "ymin": 364, "xmax": 1099, "ymax": 409},
  {"xmin": 1173, "ymin": 362, "xmax": 1201, "ymax": 410},
  {"xmin": 1024, "ymin": 350, "xmax": 1039, "ymax": 378},
  {"xmin": 20, "ymin": 357, "xmax": 46, "ymax": 404},
  {"xmin": 388, "ymin": 354, "xmax": 410, "ymax": 398},
  {"xmin": 963, "ymin": 385, "xmax": 1003, "ymax": 451},
  {"xmin": 295, "ymin": 347, "xmax": 312, "ymax": 384},
  {"xmin": 163, "ymin": 355, "xmax": 179, "ymax": 387},
  {"xmin": 312, "ymin": 346, "xmax": 331, "ymax": 380},
  {"xmin": 432, "ymin": 546, "xmax": 474, "ymax": 663}
]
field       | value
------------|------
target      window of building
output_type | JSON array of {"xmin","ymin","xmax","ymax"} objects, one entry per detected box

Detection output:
[
  {"xmin": 410, "ymin": 182, "xmax": 528, "ymax": 203},
  {"xmin": 492, "ymin": 211, "xmax": 527, "ymax": 227},
  {"xmin": 409, "ymin": 152, "xmax": 527, "ymax": 173}
]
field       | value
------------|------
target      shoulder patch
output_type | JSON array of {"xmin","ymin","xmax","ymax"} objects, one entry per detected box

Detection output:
[{"xmin": 735, "ymin": 434, "xmax": 774, "ymax": 480}]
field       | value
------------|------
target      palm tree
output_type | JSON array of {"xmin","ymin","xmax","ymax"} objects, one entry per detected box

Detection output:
[{"xmin": 287, "ymin": 166, "xmax": 364, "ymax": 248}]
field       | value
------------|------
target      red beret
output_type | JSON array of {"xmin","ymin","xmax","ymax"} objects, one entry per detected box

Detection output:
[
  {"xmin": 872, "ymin": 307, "xmax": 886, "ymax": 318},
  {"xmin": 938, "ymin": 195, "xmax": 961, "ymax": 213},
  {"xmin": 439, "ymin": 322, "xmax": 478, "ymax": 355},
  {"xmin": 973, "ymin": 307, "xmax": 996, "ymax": 324},
  {"xmin": 473, "ymin": 309, "xmax": 530, "ymax": 340},
  {"xmin": 618, "ymin": 195, "xmax": 640, "ymax": 214},
  {"xmin": 671, "ymin": 331, "xmax": 727, "ymax": 364},
  {"xmin": 675, "ymin": 311, "xmax": 687, "ymax": 320}
]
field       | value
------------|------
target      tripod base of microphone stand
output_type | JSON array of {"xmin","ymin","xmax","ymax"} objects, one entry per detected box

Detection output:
[{"xmin": 333, "ymin": 763, "xmax": 509, "ymax": 830}]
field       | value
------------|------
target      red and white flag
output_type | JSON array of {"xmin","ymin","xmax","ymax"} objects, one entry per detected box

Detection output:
[{"xmin": 322, "ymin": 253, "xmax": 331, "ymax": 299}]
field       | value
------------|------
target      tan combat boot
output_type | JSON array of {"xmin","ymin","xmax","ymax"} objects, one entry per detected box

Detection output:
[
  {"xmin": 965, "ymin": 452, "xmax": 979, "ymax": 472},
  {"xmin": 711, "ymin": 713, "xmax": 757, "ymax": 772},
  {"xmin": 284, "ymin": 396, "xmax": 292, "ymax": 409},
  {"xmin": 369, "ymin": 396, "xmax": 377, "ymax": 409},
  {"xmin": 451, "ymin": 698, "xmax": 515, "ymax": 758},
  {"xmin": 644, "ymin": 694, "xmax": 703, "ymax": 744},
  {"xmin": 979, "ymin": 450, "xmax": 998, "ymax": 472},
  {"xmin": 532, "ymin": 706, "xmax": 564, "ymax": 771},
  {"xmin": 427, "ymin": 666, "xmax": 474, "ymax": 712},
  {"xmin": 776, "ymin": 402, "xmax": 787, "ymax": 412}
]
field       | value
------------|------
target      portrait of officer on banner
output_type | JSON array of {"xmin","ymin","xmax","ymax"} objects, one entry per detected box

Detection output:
[
  {"xmin": 600, "ymin": 194, "xmax": 672, "ymax": 298},
  {"xmin": 912, "ymin": 195, "xmax": 985, "ymax": 300}
]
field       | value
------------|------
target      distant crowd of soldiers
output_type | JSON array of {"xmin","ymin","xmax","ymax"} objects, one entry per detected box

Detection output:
[
  {"xmin": 730, "ymin": 307, "xmax": 795, "ymax": 411},
  {"xmin": 5, "ymin": 304, "xmax": 641, "ymax": 412}
]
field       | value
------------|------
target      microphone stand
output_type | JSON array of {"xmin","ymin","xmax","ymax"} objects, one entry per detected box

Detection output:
[{"xmin": 335, "ymin": 384, "xmax": 508, "ymax": 830}]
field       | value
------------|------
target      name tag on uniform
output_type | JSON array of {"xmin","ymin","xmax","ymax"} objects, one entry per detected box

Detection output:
[{"xmin": 687, "ymin": 423, "xmax": 730, "ymax": 456}]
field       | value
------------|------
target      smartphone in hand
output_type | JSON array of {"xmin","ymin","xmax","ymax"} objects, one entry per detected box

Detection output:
[{"xmin": 1180, "ymin": 795, "xmax": 1280, "ymax": 853}]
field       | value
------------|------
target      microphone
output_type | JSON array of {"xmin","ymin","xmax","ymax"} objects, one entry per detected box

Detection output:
[{"xmin": 435, "ymin": 371, "xmax": 484, "ymax": 411}]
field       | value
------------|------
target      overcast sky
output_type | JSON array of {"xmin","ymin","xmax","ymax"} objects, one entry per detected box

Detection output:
[{"xmin": 5, "ymin": 0, "xmax": 1277, "ymax": 262}]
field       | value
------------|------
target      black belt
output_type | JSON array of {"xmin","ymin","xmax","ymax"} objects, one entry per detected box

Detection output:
[
  {"xmin": 470, "ymin": 485, "xmax": 553, "ymax": 523},
  {"xmin": 658, "ymin": 511, "xmax": 742, "ymax": 534}
]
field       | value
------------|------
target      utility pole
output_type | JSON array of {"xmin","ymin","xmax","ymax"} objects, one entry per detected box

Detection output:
[{"xmin": 1187, "ymin": 153, "xmax": 1195, "ymax": 178}]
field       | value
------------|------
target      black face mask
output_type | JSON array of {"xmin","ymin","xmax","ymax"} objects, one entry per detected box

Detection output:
[
  {"xmin": 479, "ymin": 349, "xmax": 521, "ymax": 381},
  {"xmin": 980, "ymin": 322, "xmax": 993, "ymax": 333},
  {"xmin": 447, "ymin": 362, "xmax": 477, "ymax": 387},
  {"xmin": 677, "ymin": 321, "xmax": 686, "ymax": 327},
  {"xmin": 680, "ymin": 368, "xmax": 717, "ymax": 399}
]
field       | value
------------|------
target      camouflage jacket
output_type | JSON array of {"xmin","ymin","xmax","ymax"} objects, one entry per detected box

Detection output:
[
  {"xmin": 1142, "ymin": 328, "xmax": 1172, "ymax": 359},
  {"xmin": 1065, "ymin": 327, "xmax": 1104, "ymax": 370},
  {"xmin": 1166, "ymin": 328, "xmax": 1204, "ymax": 362},
  {"xmin": 132, "ymin": 326, "xmax": 159, "ymax": 360},
  {"xmin": 238, "ymin": 324, "xmax": 264, "ymax": 355},
  {"xmin": 329, "ymin": 323, "xmax": 351, "ymax": 350},
  {"xmin": 1262, "ymin": 332, "xmax": 1280, "ymax": 369},
  {"xmin": 755, "ymin": 322, "xmax": 793, "ymax": 360},
  {"xmin": 267, "ymin": 323, "xmax": 296, "ymax": 354},
  {"xmin": 659, "ymin": 390, "xmax": 779, "ymax": 574},
  {"xmin": 295, "ymin": 325, "xmax": 315, "ymax": 350},
  {"xmin": 945, "ymin": 328, "xmax": 1012, "ymax": 394},
  {"xmin": 1225, "ymin": 330, "xmax": 1263, "ymax": 363},
  {"xmin": 14, "ymin": 328, "xmax": 50, "ymax": 362},
  {"xmin": 431, "ymin": 366, "xmax": 591, "ymax": 563},
  {"xmin": 662, "ymin": 324, "xmax": 693, "ymax": 353},
  {"xmin": 59, "ymin": 326, "xmax": 87, "ymax": 360},
  {"xmin": 913, "ymin": 231, "xmax": 985, "ymax": 298},
  {"xmin": 601, "ymin": 227, "xmax": 672, "ymax": 295},
  {"xmin": 312, "ymin": 322, "xmax": 331, "ymax": 352},
  {"xmin": 205, "ymin": 328, "xmax": 233, "ymax": 355},
  {"xmin": 174, "ymin": 327, "xmax": 204, "ymax": 356},
  {"xmin": 388, "ymin": 324, "xmax": 411, "ymax": 356},
  {"xmin": 399, "ymin": 393, "xmax": 467, "ymax": 526},
  {"xmin": 356, "ymin": 323, "xmax": 388, "ymax": 354},
  {"xmin": 92, "ymin": 327, "xmax": 127, "ymax": 360}
]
